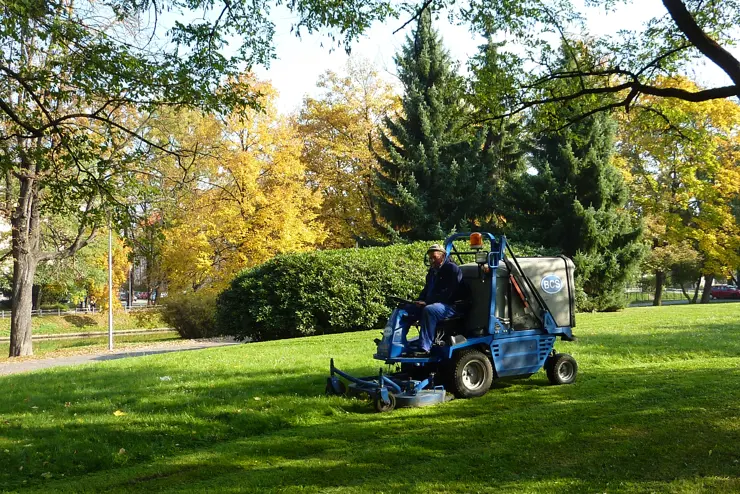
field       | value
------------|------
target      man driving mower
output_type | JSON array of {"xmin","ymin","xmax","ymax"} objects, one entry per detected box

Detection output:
[{"xmin": 401, "ymin": 243, "xmax": 467, "ymax": 355}]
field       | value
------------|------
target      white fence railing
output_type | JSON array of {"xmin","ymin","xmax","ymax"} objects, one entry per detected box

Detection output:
[{"xmin": 0, "ymin": 305, "xmax": 160, "ymax": 319}]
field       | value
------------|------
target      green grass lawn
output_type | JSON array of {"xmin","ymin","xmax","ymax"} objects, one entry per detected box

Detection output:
[
  {"xmin": 0, "ymin": 309, "xmax": 167, "ymax": 337},
  {"xmin": 1, "ymin": 303, "xmax": 738, "ymax": 493}
]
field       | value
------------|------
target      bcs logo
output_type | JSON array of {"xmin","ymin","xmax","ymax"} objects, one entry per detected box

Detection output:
[{"xmin": 541, "ymin": 274, "xmax": 563, "ymax": 294}]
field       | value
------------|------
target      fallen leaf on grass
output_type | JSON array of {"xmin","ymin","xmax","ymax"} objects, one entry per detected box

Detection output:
[
  {"xmin": 118, "ymin": 448, "xmax": 126, "ymax": 455},
  {"xmin": 113, "ymin": 410, "xmax": 126, "ymax": 416}
]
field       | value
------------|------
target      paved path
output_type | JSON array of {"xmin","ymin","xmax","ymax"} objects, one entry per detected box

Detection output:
[{"xmin": 0, "ymin": 340, "xmax": 239, "ymax": 376}]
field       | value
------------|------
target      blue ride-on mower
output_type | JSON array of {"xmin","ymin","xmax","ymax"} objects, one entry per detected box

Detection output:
[{"xmin": 326, "ymin": 232, "xmax": 578, "ymax": 412}]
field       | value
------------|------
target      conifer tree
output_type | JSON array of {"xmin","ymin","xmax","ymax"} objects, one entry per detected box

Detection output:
[
  {"xmin": 467, "ymin": 38, "xmax": 527, "ymax": 231},
  {"xmin": 508, "ymin": 45, "xmax": 644, "ymax": 311},
  {"xmin": 374, "ymin": 9, "xmax": 479, "ymax": 240}
]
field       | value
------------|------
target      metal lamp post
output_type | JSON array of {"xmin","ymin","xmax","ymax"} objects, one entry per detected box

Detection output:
[{"xmin": 108, "ymin": 217, "xmax": 114, "ymax": 350}]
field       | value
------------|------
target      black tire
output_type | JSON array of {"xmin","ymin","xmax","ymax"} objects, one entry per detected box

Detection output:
[
  {"xmin": 374, "ymin": 393, "xmax": 396, "ymax": 413},
  {"xmin": 450, "ymin": 349, "xmax": 493, "ymax": 398},
  {"xmin": 543, "ymin": 354, "xmax": 555, "ymax": 374},
  {"xmin": 546, "ymin": 353, "xmax": 578, "ymax": 385}
]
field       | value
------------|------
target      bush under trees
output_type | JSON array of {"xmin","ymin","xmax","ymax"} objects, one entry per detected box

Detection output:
[
  {"xmin": 161, "ymin": 291, "xmax": 220, "ymax": 339},
  {"xmin": 216, "ymin": 243, "xmax": 430, "ymax": 341}
]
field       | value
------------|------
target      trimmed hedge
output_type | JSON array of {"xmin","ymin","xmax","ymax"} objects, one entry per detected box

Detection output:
[
  {"xmin": 216, "ymin": 239, "xmax": 559, "ymax": 342},
  {"xmin": 216, "ymin": 243, "xmax": 431, "ymax": 341}
]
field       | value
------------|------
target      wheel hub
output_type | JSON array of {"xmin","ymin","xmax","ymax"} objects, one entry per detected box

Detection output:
[
  {"xmin": 558, "ymin": 361, "xmax": 575, "ymax": 381},
  {"xmin": 462, "ymin": 361, "xmax": 486, "ymax": 390}
]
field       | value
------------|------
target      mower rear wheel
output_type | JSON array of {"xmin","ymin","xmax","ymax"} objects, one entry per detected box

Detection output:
[
  {"xmin": 451, "ymin": 349, "xmax": 493, "ymax": 398},
  {"xmin": 374, "ymin": 393, "xmax": 396, "ymax": 413},
  {"xmin": 546, "ymin": 353, "xmax": 578, "ymax": 385}
]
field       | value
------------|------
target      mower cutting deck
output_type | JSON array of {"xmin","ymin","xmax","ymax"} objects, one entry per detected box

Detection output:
[
  {"xmin": 327, "ymin": 358, "xmax": 447, "ymax": 412},
  {"xmin": 327, "ymin": 232, "xmax": 578, "ymax": 412}
]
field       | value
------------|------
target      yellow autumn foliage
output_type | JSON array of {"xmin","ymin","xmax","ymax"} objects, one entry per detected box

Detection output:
[
  {"xmin": 86, "ymin": 231, "xmax": 131, "ymax": 312},
  {"xmin": 618, "ymin": 76, "xmax": 740, "ymax": 278},
  {"xmin": 296, "ymin": 59, "xmax": 399, "ymax": 247},
  {"xmin": 161, "ymin": 79, "xmax": 325, "ymax": 292}
]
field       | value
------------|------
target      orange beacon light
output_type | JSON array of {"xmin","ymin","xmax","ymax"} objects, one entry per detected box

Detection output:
[{"xmin": 470, "ymin": 232, "xmax": 484, "ymax": 250}]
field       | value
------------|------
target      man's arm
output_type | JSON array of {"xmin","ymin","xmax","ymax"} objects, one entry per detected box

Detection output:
[{"xmin": 416, "ymin": 270, "xmax": 430, "ymax": 305}]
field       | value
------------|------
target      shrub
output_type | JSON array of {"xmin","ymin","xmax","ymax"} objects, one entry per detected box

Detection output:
[
  {"xmin": 216, "ymin": 242, "xmax": 431, "ymax": 341},
  {"xmin": 161, "ymin": 291, "xmax": 219, "ymax": 339}
]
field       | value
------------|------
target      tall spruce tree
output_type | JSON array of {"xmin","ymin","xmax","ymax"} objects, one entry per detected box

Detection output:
[
  {"xmin": 374, "ymin": 9, "xmax": 480, "ymax": 240},
  {"xmin": 508, "ymin": 45, "xmax": 643, "ymax": 311},
  {"xmin": 467, "ymin": 38, "xmax": 527, "ymax": 231}
]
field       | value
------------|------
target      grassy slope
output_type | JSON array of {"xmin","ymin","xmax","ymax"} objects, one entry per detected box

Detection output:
[
  {"xmin": 0, "ymin": 304, "xmax": 738, "ymax": 493},
  {"xmin": 0, "ymin": 310, "xmax": 166, "ymax": 337}
]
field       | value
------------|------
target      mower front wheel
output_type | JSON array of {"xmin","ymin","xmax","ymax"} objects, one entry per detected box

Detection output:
[
  {"xmin": 374, "ymin": 393, "xmax": 396, "ymax": 413},
  {"xmin": 546, "ymin": 353, "xmax": 578, "ymax": 385},
  {"xmin": 451, "ymin": 349, "xmax": 493, "ymax": 398}
]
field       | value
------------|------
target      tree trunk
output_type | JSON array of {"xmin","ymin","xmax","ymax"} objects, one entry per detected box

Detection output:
[
  {"xmin": 653, "ymin": 270, "xmax": 665, "ymax": 306},
  {"xmin": 9, "ymin": 250, "xmax": 38, "ymax": 357},
  {"xmin": 32, "ymin": 284, "xmax": 41, "ymax": 310},
  {"xmin": 692, "ymin": 277, "xmax": 701, "ymax": 303},
  {"xmin": 680, "ymin": 283, "xmax": 692, "ymax": 302},
  {"xmin": 8, "ymin": 164, "xmax": 40, "ymax": 357},
  {"xmin": 7, "ymin": 142, "xmax": 98, "ymax": 357},
  {"xmin": 700, "ymin": 274, "xmax": 714, "ymax": 304}
]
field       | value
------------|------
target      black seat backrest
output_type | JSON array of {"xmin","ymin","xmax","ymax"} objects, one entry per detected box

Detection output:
[{"xmin": 459, "ymin": 263, "xmax": 510, "ymax": 333}]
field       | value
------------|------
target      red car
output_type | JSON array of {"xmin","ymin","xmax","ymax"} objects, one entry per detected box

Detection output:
[{"xmin": 710, "ymin": 285, "xmax": 740, "ymax": 299}]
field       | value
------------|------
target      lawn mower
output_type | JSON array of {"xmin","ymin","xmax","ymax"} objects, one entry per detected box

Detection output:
[{"xmin": 326, "ymin": 232, "xmax": 578, "ymax": 412}]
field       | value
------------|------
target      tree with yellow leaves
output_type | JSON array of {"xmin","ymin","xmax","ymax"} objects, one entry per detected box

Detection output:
[
  {"xmin": 618, "ymin": 76, "xmax": 740, "ymax": 304},
  {"xmin": 297, "ymin": 58, "xmax": 398, "ymax": 247},
  {"xmin": 161, "ymin": 79, "xmax": 325, "ymax": 292}
]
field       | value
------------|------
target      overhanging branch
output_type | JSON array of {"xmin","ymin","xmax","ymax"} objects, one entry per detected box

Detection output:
[{"xmin": 663, "ymin": 0, "xmax": 740, "ymax": 86}]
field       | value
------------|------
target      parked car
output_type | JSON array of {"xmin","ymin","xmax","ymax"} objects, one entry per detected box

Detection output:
[{"xmin": 710, "ymin": 284, "xmax": 740, "ymax": 299}]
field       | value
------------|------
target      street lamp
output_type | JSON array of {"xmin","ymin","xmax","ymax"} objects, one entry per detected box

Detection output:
[{"xmin": 108, "ymin": 217, "xmax": 113, "ymax": 350}]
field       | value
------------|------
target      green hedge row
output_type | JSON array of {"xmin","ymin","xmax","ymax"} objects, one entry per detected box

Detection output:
[{"xmin": 216, "ymin": 242, "xmax": 432, "ymax": 341}]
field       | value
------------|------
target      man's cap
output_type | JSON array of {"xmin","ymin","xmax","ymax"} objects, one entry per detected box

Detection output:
[{"xmin": 427, "ymin": 243, "xmax": 445, "ymax": 254}]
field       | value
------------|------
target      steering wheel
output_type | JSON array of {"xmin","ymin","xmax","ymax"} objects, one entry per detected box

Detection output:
[{"xmin": 387, "ymin": 296, "xmax": 413, "ymax": 306}]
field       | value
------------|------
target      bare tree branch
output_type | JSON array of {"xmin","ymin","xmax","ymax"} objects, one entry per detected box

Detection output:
[
  {"xmin": 392, "ymin": 0, "xmax": 434, "ymax": 35},
  {"xmin": 663, "ymin": 0, "xmax": 740, "ymax": 86}
]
